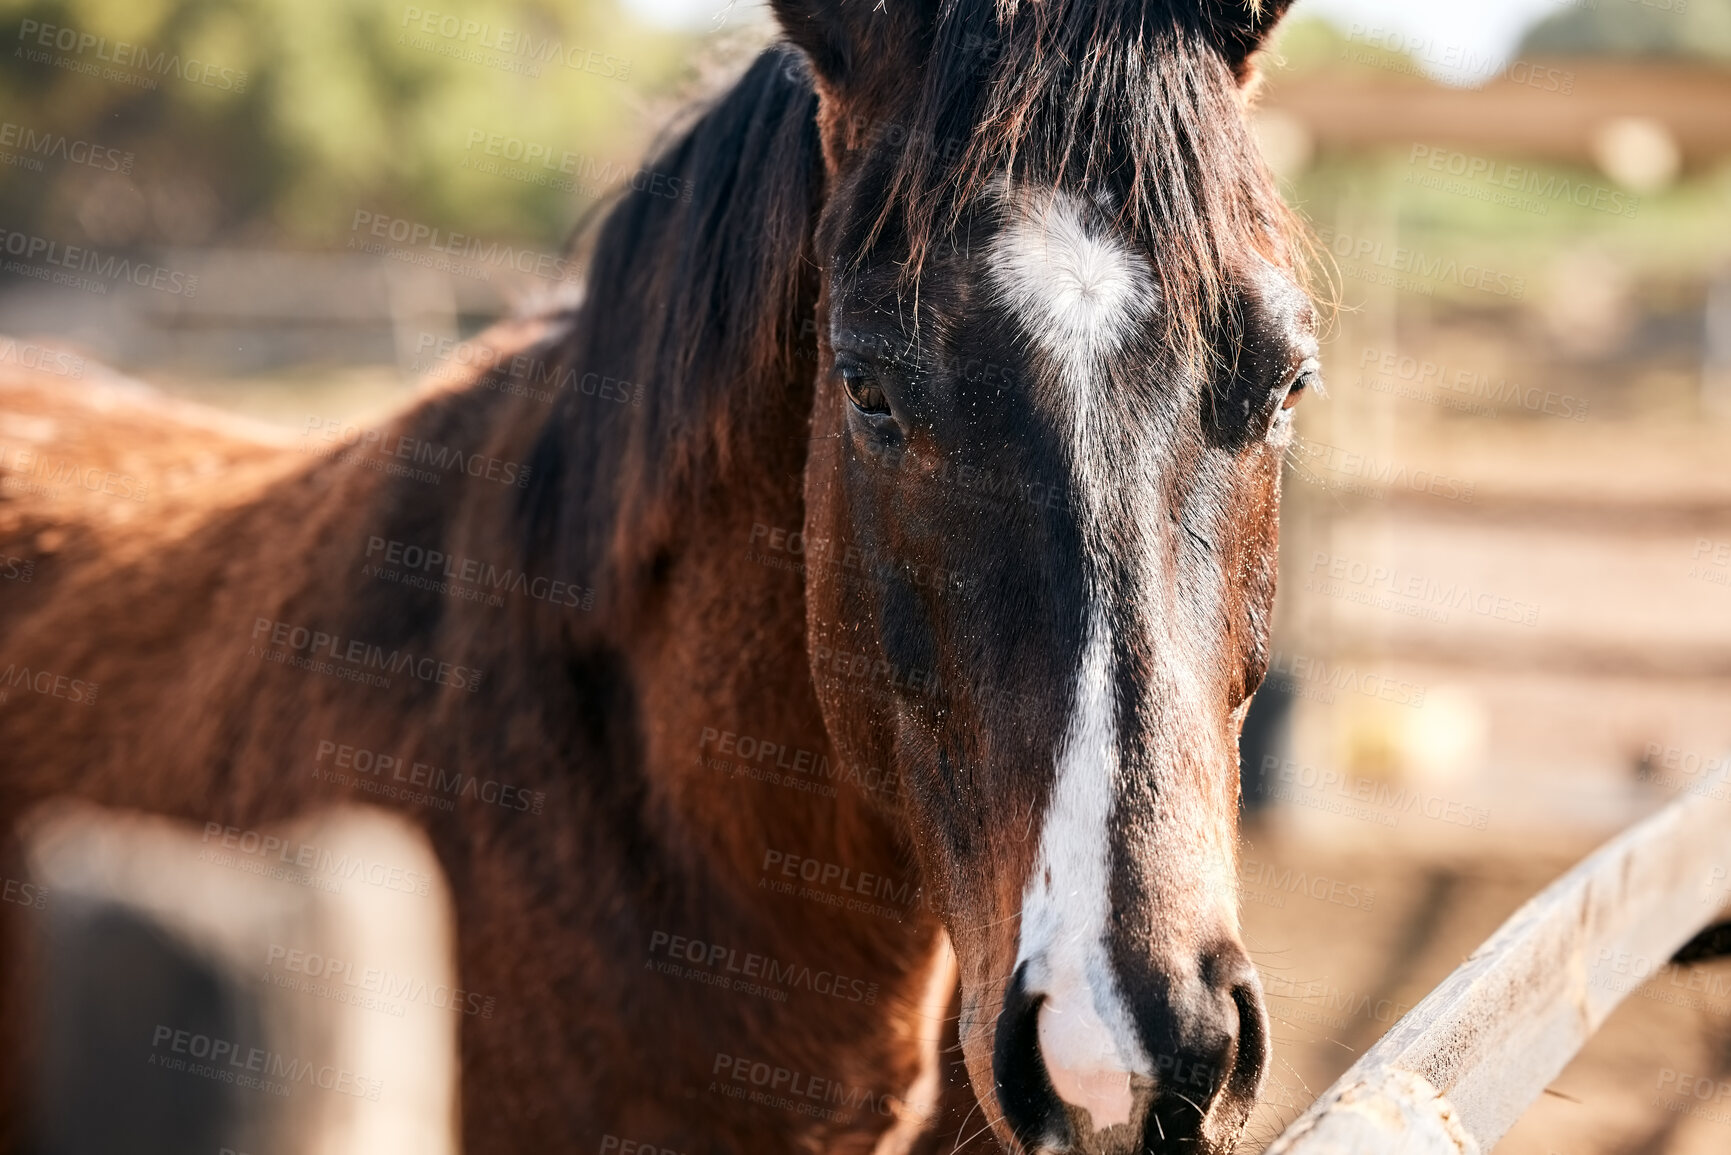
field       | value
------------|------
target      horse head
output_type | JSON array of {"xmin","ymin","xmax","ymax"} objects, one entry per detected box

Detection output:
[{"xmin": 773, "ymin": 2, "xmax": 1314, "ymax": 1151}]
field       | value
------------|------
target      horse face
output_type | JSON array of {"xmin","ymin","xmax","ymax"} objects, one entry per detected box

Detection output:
[{"xmin": 778, "ymin": 4, "xmax": 1306, "ymax": 1152}]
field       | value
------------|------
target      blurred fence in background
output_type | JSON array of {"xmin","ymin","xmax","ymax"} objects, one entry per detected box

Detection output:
[{"xmin": 1230, "ymin": 12, "xmax": 1731, "ymax": 1150}]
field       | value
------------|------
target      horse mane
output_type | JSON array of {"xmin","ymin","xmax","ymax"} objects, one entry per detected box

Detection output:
[
  {"xmin": 856, "ymin": 0, "xmax": 1301, "ymax": 370},
  {"xmin": 520, "ymin": 47, "xmax": 824, "ymax": 602},
  {"xmin": 518, "ymin": 8, "xmax": 1301, "ymax": 602}
]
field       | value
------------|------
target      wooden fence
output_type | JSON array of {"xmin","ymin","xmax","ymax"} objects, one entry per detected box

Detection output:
[{"xmin": 1264, "ymin": 792, "xmax": 1731, "ymax": 1153}]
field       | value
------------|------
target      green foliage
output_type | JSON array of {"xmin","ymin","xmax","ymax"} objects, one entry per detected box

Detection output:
[
  {"xmin": 1288, "ymin": 149, "xmax": 1731, "ymax": 299},
  {"xmin": 0, "ymin": 0, "xmax": 739, "ymax": 250},
  {"xmin": 1258, "ymin": 9, "xmax": 1731, "ymax": 294},
  {"xmin": 1522, "ymin": 0, "xmax": 1731, "ymax": 65},
  {"xmin": 1261, "ymin": 14, "xmax": 1365, "ymax": 78}
]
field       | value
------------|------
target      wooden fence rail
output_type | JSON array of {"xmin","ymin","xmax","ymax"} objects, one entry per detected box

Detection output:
[{"xmin": 1264, "ymin": 791, "xmax": 1731, "ymax": 1154}]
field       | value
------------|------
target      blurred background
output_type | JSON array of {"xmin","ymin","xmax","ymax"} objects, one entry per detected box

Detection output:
[{"xmin": 1, "ymin": 0, "xmax": 1729, "ymax": 1152}]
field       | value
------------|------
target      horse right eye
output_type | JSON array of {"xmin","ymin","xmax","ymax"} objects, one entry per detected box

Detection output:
[{"xmin": 839, "ymin": 364, "xmax": 891, "ymax": 416}]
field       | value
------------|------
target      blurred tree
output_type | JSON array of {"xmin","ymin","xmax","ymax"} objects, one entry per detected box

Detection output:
[
  {"xmin": 1521, "ymin": 0, "xmax": 1731, "ymax": 64},
  {"xmin": 0, "ymin": 0, "xmax": 738, "ymax": 251}
]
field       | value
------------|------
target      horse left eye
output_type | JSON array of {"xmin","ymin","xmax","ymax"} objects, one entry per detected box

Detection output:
[
  {"xmin": 839, "ymin": 364, "xmax": 891, "ymax": 416},
  {"xmin": 1282, "ymin": 368, "xmax": 1317, "ymax": 411}
]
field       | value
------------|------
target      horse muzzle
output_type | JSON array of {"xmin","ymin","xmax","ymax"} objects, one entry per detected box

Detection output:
[{"xmin": 991, "ymin": 940, "xmax": 1269, "ymax": 1154}]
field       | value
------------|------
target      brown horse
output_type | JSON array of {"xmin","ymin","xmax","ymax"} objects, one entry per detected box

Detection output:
[{"xmin": 0, "ymin": 1, "xmax": 1316, "ymax": 1152}]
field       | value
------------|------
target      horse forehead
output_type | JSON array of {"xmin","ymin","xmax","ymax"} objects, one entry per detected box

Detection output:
[{"xmin": 983, "ymin": 185, "xmax": 1157, "ymax": 393}]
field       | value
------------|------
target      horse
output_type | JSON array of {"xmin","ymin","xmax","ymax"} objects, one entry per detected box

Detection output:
[{"xmin": 0, "ymin": 1, "xmax": 1317, "ymax": 1151}]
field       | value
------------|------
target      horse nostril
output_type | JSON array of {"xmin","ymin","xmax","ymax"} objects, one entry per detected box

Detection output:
[
  {"xmin": 1223, "ymin": 975, "xmax": 1270, "ymax": 1107},
  {"xmin": 994, "ymin": 962, "xmax": 1070, "ymax": 1152},
  {"xmin": 1138, "ymin": 955, "xmax": 1268, "ymax": 1150}
]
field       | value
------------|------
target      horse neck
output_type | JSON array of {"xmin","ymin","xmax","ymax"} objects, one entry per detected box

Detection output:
[
  {"xmin": 628, "ymin": 420, "xmax": 917, "ymax": 912},
  {"xmin": 523, "ymin": 49, "xmax": 930, "ymax": 943}
]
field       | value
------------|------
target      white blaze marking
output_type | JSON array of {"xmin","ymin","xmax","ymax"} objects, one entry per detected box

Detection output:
[
  {"xmin": 987, "ymin": 188, "xmax": 1154, "ymax": 406},
  {"xmin": 1017, "ymin": 609, "xmax": 1146, "ymax": 1130},
  {"xmin": 992, "ymin": 185, "xmax": 1157, "ymax": 1131}
]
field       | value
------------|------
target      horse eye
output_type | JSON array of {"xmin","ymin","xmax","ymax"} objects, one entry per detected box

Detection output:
[
  {"xmin": 1282, "ymin": 367, "xmax": 1317, "ymax": 411},
  {"xmin": 838, "ymin": 363, "xmax": 891, "ymax": 417}
]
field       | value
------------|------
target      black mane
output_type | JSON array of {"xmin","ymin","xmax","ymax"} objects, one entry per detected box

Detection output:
[
  {"xmin": 521, "ymin": 47, "xmax": 824, "ymax": 599},
  {"xmin": 849, "ymin": 0, "xmax": 1297, "ymax": 366},
  {"xmin": 521, "ymin": 5, "xmax": 1300, "ymax": 604}
]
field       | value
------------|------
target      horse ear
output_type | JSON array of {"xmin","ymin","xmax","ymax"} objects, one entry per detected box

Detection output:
[
  {"xmin": 1208, "ymin": 0, "xmax": 1297, "ymax": 83},
  {"xmin": 768, "ymin": 0, "xmax": 941, "ymax": 96}
]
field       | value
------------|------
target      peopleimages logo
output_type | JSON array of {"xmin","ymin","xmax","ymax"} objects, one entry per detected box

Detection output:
[
  {"xmin": 1707, "ymin": 865, "xmax": 1730, "ymax": 906},
  {"xmin": 1655, "ymin": 1067, "xmax": 1731, "ymax": 1128},
  {"xmin": 0, "ymin": 336, "xmax": 85, "ymax": 378},
  {"xmin": 1406, "ymin": 144, "xmax": 1639, "ymax": 219},
  {"xmin": 696, "ymin": 726, "xmax": 901, "ymax": 801},
  {"xmin": 348, "ymin": 210, "xmax": 580, "ymax": 286},
  {"xmin": 1690, "ymin": 538, "xmax": 1730, "ymax": 589},
  {"xmin": 1260, "ymin": 755, "xmax": 1491, "ymax": 831},
  {"xmin": 462, "ymin": 130, "xmax": 691, "ymax": 202},
  {"xmin": 399, "ymin": 7, "xmax": 631, "ymax": 79},
  {"xmin": 1262, "ymin": 974, "xmax": 1415, "ymax": 1031},
  {"xmin": 302, "ymin": 415, "xmax": 532, "ymax": 488},
  {"xmin": 759, "ymin": 848, "xmax": 923, "ymax": 923},
  {"xmin": 1306, "ymin": 550, "xmax": 1542, "ymax": 628},
  {"xmin": 265, "ymin": 944, "xmax": 496, "ymax": 1018},
  {"xmin": 0, "ymin": 120, "xmax": 133, "ymax": 174},
  {"xmin": 599, "ymin": 1139, "xmax": 683, "ymax": 1155},
  {"xmin": 313, "ymin": 739, "xmax": 547, "ymax": 815},
  {"xmin": 1264, "ymin": 650, "xmax": 1427, "ymax": 709},
  {"xmin": 249, "ymin": 617, "xmax": 486, "ymax": 693},
  {"xmin": 15, "ymin": 19, "xmax": 249, "ymax": 92},
  {"xmin": 1291, "ymin": 438, "xmax": 1477, "ymax": 504},
  {"xmin": 748, "ymin": 522, "xmax": 967, "ymax": 596},
  {"xmin": 363, "ymin": 535, "xmax": 595, "ymax": 611},
  {"xmin": 1316, "ymin": 226, "xmax": 1526, "ymax": 300},
  {"xmin": 0, "ymin": 662, "xmax": 99, "ymax": 707},
  {"xmin": 646, "ymin": 930, "xmax": 880, "ymax": 1006},
  {"xmin": 0, "ymin": 228, "xmax": 198, "ymax": 297},
  {"xmin": 412, "ymin": 333, "xmax": 642, "ymax": 409},
  {"xmin": 1356, "ymin": 345, "xmax": 1590, "ymax": 421},
  {"xmin": 1340, "ymin": 24, "xmax": 1574, "ymax": 94},
  {"xmin": 148, "ymin": 1026, "xmax": 381, "ymax": 1100},
  {"xmin": 200, "ymin": 823, "xmax": 434, "ymax": 896},
  {"xmin": 1239, "ymin": 857, "xmax": 1376, "ymax": 911},
  {"xmin": 0, "ymin": 443, "xmax": 148, "ymax": 502},
  {"xmin": 709, "ymin": 1053, "xmax": 900, "ymax": 1123}
]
